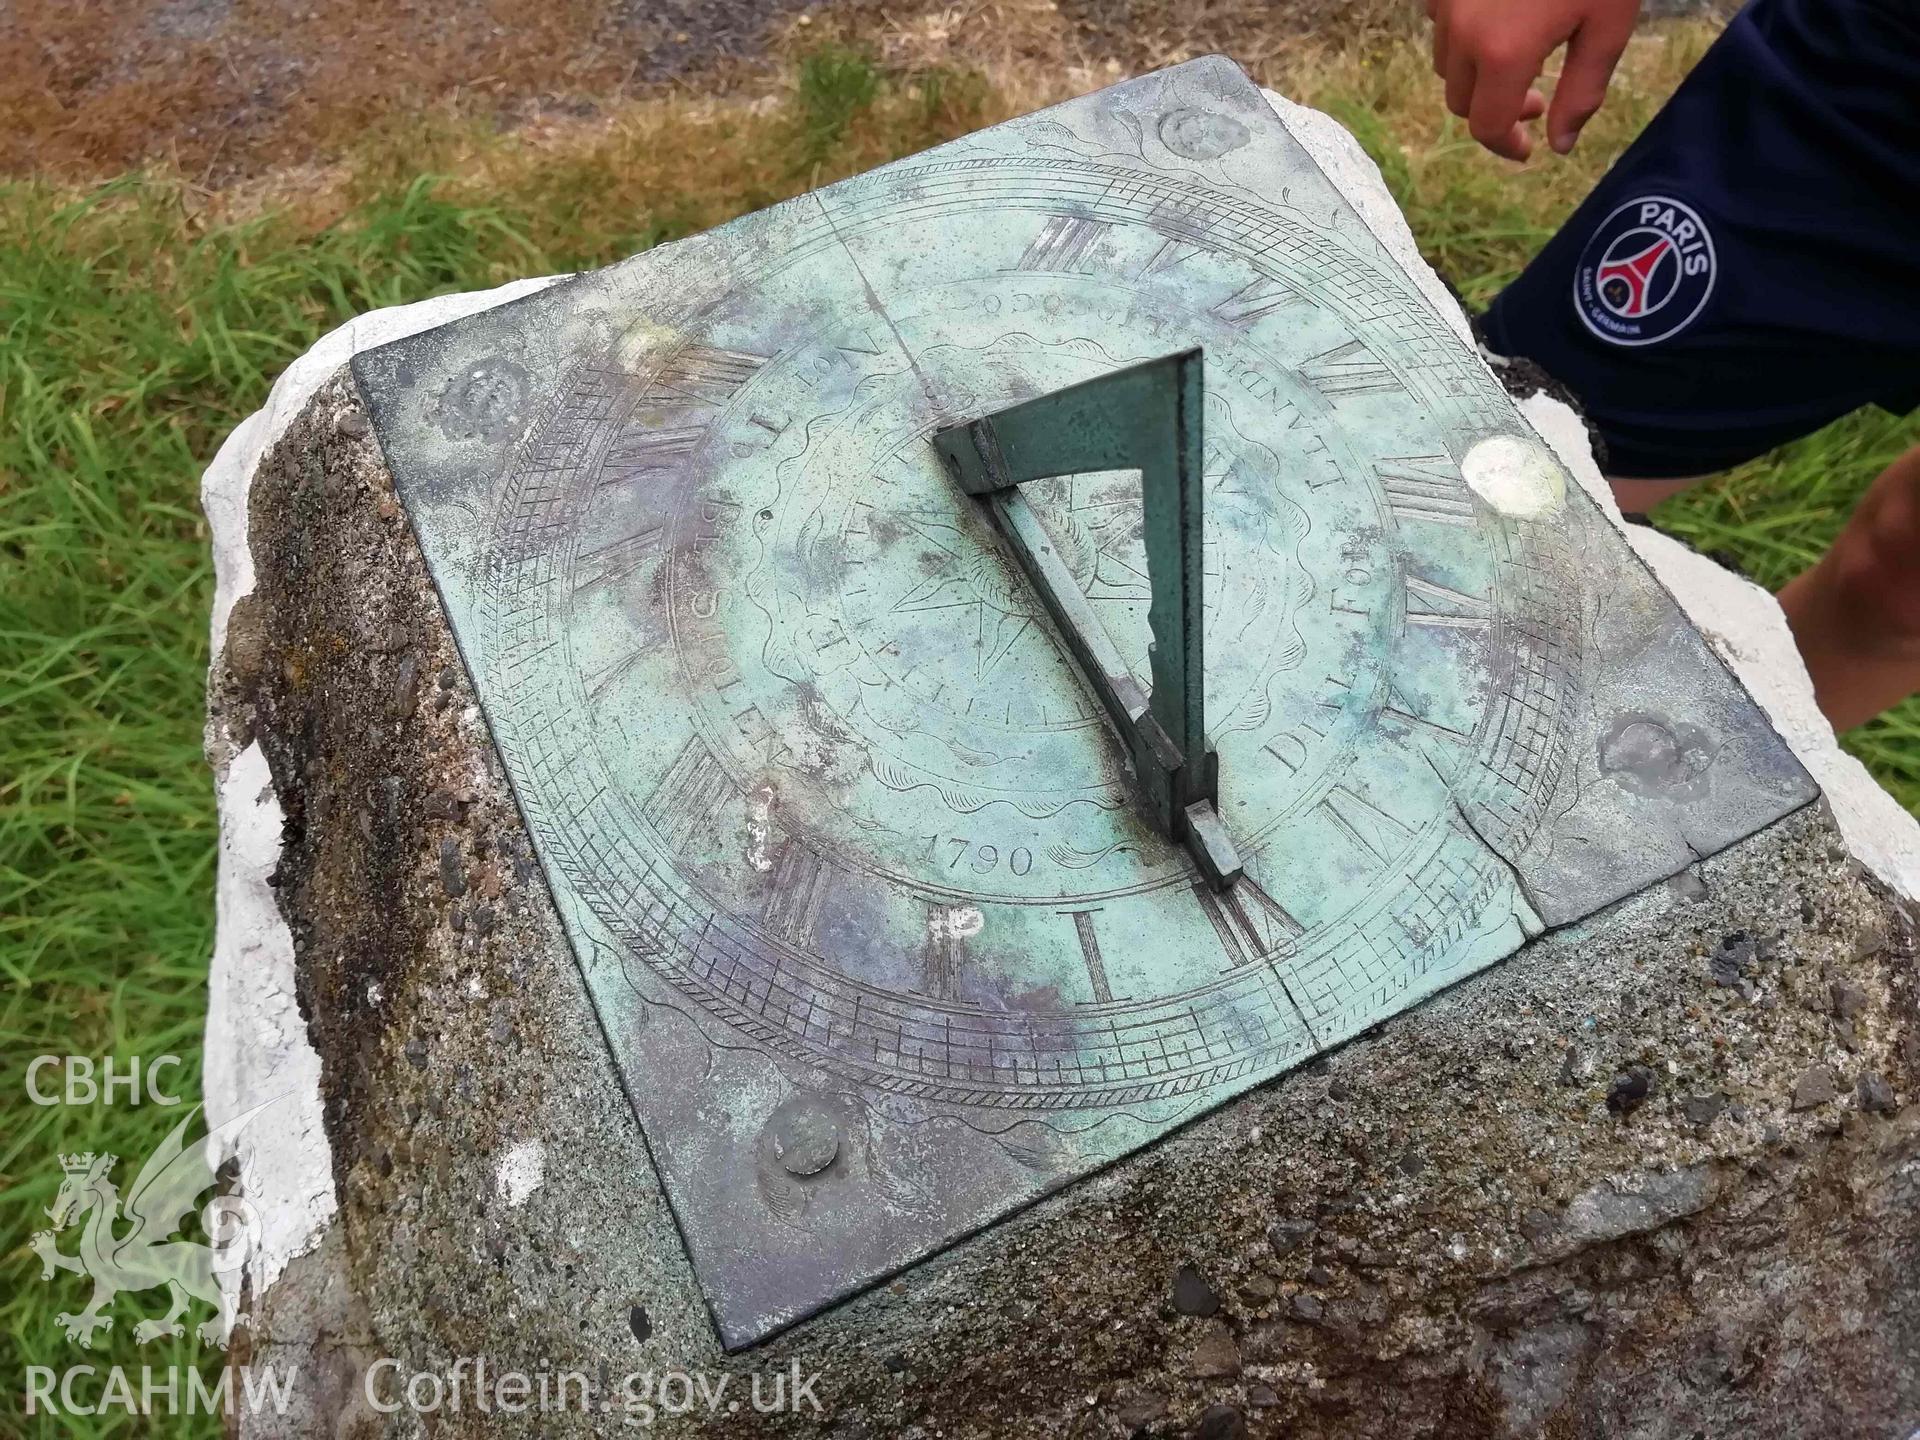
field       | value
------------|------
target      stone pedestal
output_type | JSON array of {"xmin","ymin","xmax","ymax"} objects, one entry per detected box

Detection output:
[{"xmin": 201, "ymin": 94, "xmax": 1920, "ymax": 1439}]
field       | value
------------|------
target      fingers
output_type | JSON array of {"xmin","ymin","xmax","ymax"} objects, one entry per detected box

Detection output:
[
  {"xmin": 1469, "ymin": 55, "xmax": 1542, "ymax": 159},
  {"xmin": 1432, "ymin": 3, "xmax": 1588, "ymax": 159},
  {"xmin": 1432, "ymin": 5, "xmax": 1546, "ymax": 161},
  {"xmin": 1549, "ymin": 10, "xmax": 1634, "ymax": 152},
  {"xmin": 1444, "ymin": 49, "xmax": 1476, "ymax": 125}
]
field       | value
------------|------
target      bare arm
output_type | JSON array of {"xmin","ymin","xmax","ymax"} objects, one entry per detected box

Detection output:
[{"xmin": 1428, "ymin": 0, "xmax": 1643, "ymax": 159}]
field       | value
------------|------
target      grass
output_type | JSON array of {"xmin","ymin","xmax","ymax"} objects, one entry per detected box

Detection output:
[
  {"xmin": 2, "ymin": 24, "xmax": 1914, "ymax": 1435},
  {"xmin": 0, "ymin": 180, "xmax": 558, "ymax": 1436}
]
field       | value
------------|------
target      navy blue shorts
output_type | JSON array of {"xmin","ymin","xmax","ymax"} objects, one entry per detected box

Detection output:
[{"xmin": 1481, "ymin": 0, "xmax": 1920, "ymax": 478}]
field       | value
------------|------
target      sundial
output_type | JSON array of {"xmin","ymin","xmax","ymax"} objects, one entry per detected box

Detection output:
[{"xmin": 353, "ymin": 56, "xmax": 1816, "ymax": 1348}]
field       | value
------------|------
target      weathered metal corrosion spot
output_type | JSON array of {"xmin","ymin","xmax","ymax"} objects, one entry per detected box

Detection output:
[
  {"xmin": 1600, "ymin": 712, "xmax": 1719, "ymax": 799},
  {"xmin": 1159, "ymin": 106, "xmax": 1251, "ymax": 160},
  {"xmin": 352, "ymin": 56, "xmax": 1817, "ymax": 1348},
  {"xmin": 1462, "ymin": 434, "xmax": 1565, "ymax": 518},
  {"xmin": 766, "ymin": 1095, "xmax": 841, "ymax": 1178},
  {"xmin": 435, "ymin": 356, "xmax": 529, "ymax": 442}
]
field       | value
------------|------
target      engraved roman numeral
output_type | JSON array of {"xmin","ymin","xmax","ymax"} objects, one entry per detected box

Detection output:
[
  {"xmin": 1141, "ymin": 236, "xmax": 1203, "ymax": 277},
  {"xmin": 1301, "ymin": 338, "xmax": 1401, "ymax": 397},
  {"xmin": 604, "ymin": 422, "xmax": 709, "ymax": 473},
  {"xmin": 584, "ymin": 649, "xmax": 644, "ymax": 701},
  {"xmin": 599, "ymin": 347, "xmax": 768, "ymax": 482},
  {"xmin": 762, "ymin": 844, "xmax": 831, "ymax": 948},
  {"xmin": 572, "ymin": 523, "xmax": 665, "ymax": 593},
  {"xmin": 1403, "ymin": 571, "xmax": 1491, "ymax": 630},
  {"xmin": 1382, "ymin": 690, "xmax": 1473, "ymax": 747},
  {"xmin": 1376, "ymin": 454, "xmax": 1475, "ymax": 528},
  {"xmin": 921, "ymin": 905, "xmax": 970, "ymax": 1001},
  {"xmin": 1062, "ymin": 908, "xmax": 1114, "ymax": 1002},
  {"xmin": 1013, "ymin": 215, "xmax": 1109, "ymax": 273},
  {"xmin": 1194, "ymin": 875, "xmax": 1306, "ymax": 966},
  {"xmin": 1209, "ymin": 277, "xmax": 1305, "ymax": 327},
  {"xmin": 648, "ymin": 345, "xmax": 769, "ymax": 404},
  {"xmin": 1318, "ymin": 784, "xmax": 1413, "ymax": 865},
  {"xmin": 646, "ymin": 738, "xmax": 732, "ymax": 850}
]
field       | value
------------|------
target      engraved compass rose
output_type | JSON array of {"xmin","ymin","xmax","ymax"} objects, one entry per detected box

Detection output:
[
  {"xmin": 354, "ymin": 56, "xmax": 1815, "ymax": 1349},
  {"xmin": 874, "ymin": 504, "xmax": 1051, "ymax": 690}
]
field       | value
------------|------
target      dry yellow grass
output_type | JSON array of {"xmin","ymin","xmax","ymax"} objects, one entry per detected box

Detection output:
[
  {"xmin": 177, "ymin": 9, "xmax": 1714, "ymax": 277},
  {"xmin": 2, "ymin": 0, "xmax": 1418, "ymax": 183}
]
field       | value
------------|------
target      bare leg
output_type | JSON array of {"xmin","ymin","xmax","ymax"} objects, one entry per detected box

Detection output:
[
  {"xmin": 1608, "ymin": 446, "xmax": 1920, "ymax": 733},
  {"xmin": 1612, "ymin": 477, "xmax": 1700, "ymax": 513},
  {"xmin": 1776, "ymin": 443, "xmax": 1920, "ymax": 732}
]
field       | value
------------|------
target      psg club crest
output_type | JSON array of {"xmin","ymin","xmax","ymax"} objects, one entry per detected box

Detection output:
[{"xmin": 1574, "ymin": 196, "xmax": 1716, "ymax": 347}]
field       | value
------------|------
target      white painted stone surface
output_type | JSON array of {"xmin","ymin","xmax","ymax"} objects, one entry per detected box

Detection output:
[
  {"xmin": 199, "ymin": 90, "xmax": 1918, "ymax": 1313},
  {"xmin": 1461, "ymin": 433, "xmax": 1567, "ymax": 519},
  {"xmin": 201, "ymin": 739, "xmax": 331, "ymax": 1318}
]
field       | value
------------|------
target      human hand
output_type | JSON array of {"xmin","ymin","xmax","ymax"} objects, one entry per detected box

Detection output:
[{"xmin": 1427, "ymin": 0, "xmax": 1642, "ymax": 160}]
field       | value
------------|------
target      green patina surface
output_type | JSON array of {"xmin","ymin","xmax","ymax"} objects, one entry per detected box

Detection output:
[{"xmin": 352, "ymin": 56, "xmax": 1814, "ymax": 1348}]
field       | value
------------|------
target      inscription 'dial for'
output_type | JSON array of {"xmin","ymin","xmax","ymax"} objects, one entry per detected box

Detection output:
[{"xmin": 354, "ymin": 56, "xmax": 1816, "ymax": 1348}]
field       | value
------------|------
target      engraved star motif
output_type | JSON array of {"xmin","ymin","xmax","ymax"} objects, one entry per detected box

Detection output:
[{"xmin": 886, "ymin": 510, "xmax": 1038, "ymax": 682}]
